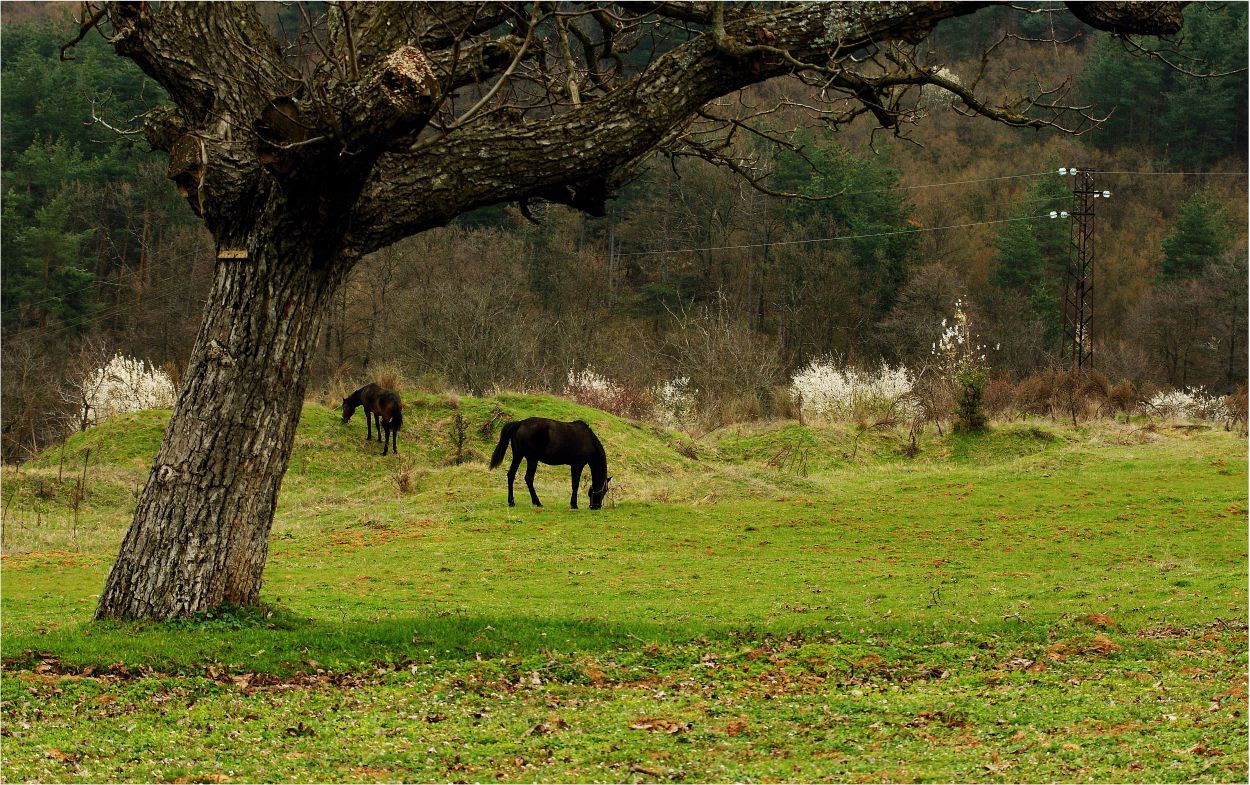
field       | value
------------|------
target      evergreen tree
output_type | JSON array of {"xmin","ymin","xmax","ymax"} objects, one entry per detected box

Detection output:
[
  {"xmin": 1, "ymin": 193, "xmax": 96, "ymax": 330},
  {"xmin": 1159, "ymin": 5, "xmax": 1249, "ymax": 169},
  {"xmin": 1160, "ymin": 191, "xmax": 1232, "ymax": 281},
  {"xmin": 773, "ymin": 135, "xmax": 917, "ymax": 320},
  {"xmin": 989, "ymin": 169, "xmax": 1069, "ymax": 347},
  {"xmin": 1079, "ymin": 3, "xmax": 1247, "ymax": 168}
]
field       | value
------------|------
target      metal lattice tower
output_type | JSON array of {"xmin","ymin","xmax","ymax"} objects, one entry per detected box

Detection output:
[{"xmin": 1062, "ymin": 168, "xmax": 1098, "ymax": 370}]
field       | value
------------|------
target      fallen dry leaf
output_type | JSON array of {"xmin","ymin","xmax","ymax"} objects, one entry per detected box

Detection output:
[
  {"xmin": 1078, "ymin": 612, "xmax": 1118, "ymax": 629},
  {"xmin": 630, "ymin": 717, "xmax": 691, "ymax": 734},
  {"xmin": 525, "ymin": 717, "xmax": 569, "ymax": 736}
]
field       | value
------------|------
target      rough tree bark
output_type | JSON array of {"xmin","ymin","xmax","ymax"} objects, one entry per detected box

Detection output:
[{"xmin": 76, "ymin": 1, "xmax": 1185, "ymax": 620}]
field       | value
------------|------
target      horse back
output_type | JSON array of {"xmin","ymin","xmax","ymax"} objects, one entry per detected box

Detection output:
[
  {"xmin": 514, "ymin": 417, "xmax": 598, "ymax": 464},
  {"xmin": 358, "ymin": 383, "xmax": 384, "ymax": 408},
  {"xmin": 374, "ymin": 390, "xmax": 402, "ymax": 424}
]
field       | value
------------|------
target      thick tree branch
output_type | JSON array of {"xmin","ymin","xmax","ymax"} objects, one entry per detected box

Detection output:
[
  {"xmin": 351, "ymin": 0, "xmax": 1186, "ymax": 254},
  {"xmin": 352, "ymin": 2, "xmax": 984, "ymax": 250},
  {"xmin": 1064, "ymin": 1, "xmax": 1185, "ymax": 36},
  {"xmin": 105, "ymin": 2, "xmax": 289, "ymax": 121}
]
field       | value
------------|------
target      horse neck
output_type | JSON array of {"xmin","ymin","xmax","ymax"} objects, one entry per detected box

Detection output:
[{"xmin": 587, "ymin": 437, "xmax": 607, "ymax": 486}]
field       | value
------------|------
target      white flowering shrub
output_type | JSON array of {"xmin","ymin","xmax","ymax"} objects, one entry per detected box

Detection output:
[
  {"xmin": 790, "ymin": 359, "xmax": 916, "ymax": 423},
  {"xmin": 932, "ymin": 299, "xmax": 989, "ymax": 432},
  {"xmin": 932, "ymin": 299, "xmax": 987, "ymax": 375},
  {"xmin": 652, "ymin": 377, "xmax": 699, "ymax": 428},
  {"xmin": 81, "ymin": 354, "xmax": 177, "ymax": 427},
  {"xmin": 1146, "ymin": 387, "xmax": 1229, "ymax": 421},
  {"xmin": 563, "ymin": 367, "xmax": 651, "ymax": 419}
]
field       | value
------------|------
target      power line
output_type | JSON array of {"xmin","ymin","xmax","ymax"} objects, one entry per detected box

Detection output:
[
  {"xmin": 8, "ymin": 270, "xmax": 206, "ymax": 343},
  {"xmin": 831, "ymin": 168, "xmax": 1245, "ymax": 198},
  {"xmin": 617, "ymin": 213, "xmax": 1059, "ymax": 258},
  {"xmin": 1096, "ymin": 170, "xmax": 1248, "ymax": 176},
  {"xmin": 840, "ymin": 169, "xmax": 1056, "ymax": 197},
  {"xmin": 1, "ymin": 244, "xmax": 213, "ymax": 319}
]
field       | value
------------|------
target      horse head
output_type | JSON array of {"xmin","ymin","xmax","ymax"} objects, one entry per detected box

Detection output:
[
  {"xmin": 340, "ymin": 396, "xmax": 356, "ymax": 423},
  {"xmin": 588, "ymin": 475, "xmax": 612, "ymax": 509}
]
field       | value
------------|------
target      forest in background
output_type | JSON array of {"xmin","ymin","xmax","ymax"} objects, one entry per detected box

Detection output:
[{"xmin": 2, "ymin": 2, "xmax": 1247, "ymax": 459}]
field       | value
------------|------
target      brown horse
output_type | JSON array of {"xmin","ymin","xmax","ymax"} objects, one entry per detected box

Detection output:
[
  {"xmin": 489, "ymin": 417, "xmax": 610, "ymax": 509},
  {"xmin": 342, "ymin": 383, "xmax": 403, "ymax": 455}
]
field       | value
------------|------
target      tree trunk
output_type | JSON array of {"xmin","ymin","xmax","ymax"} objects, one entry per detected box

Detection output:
[{"xmin": 95, "ymin": 231, "xmax": 349, "ymax": 620}]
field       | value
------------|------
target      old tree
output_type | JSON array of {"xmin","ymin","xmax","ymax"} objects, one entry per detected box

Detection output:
[{"xmin": 71, "ymin": 1, "xmax": 1184, "ymax": 619}]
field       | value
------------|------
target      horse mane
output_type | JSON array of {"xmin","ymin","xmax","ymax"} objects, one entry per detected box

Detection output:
[{"xmin": 584, "ymin": 424, "xmax": 607, "ymax": 471}]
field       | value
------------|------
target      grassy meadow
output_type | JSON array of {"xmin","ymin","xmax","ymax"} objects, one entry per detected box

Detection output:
[{"xmin": 1, "ymin": 393, "xmax": 1247, "ymax": 783}]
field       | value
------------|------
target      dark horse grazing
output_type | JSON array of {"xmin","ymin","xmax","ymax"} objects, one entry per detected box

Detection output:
[
  {"xmin": 341, "ymin": 383, "xmax": 403, "ymax": 455},
  {"xmin": 489, "ymin": 417, "xmax": 611, "ymax": 509}
]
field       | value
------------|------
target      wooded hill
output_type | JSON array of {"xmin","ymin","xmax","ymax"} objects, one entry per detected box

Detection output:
[{"xmin": 2, "ymin": 2, "xmax": 1246, "ymax": 459}]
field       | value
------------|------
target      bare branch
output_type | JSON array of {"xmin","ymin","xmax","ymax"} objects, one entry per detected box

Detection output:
[
  {"xmin": 60, "ymin": 3, "xmax": 108, "ymax": 61},
  {"xmin": 1119, "ymin": 35, "xmax": 1248, "ymax": 78}
]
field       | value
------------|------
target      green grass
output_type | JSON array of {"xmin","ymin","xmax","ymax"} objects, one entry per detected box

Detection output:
[{"xmin": 3, "ymin": 394, "xmax": 1247, "ymax": 782}]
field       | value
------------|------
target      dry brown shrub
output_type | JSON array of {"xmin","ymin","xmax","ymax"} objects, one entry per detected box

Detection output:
[
  {"xmin": 1013, "ymin": 371, "xmax": 1055, "ymax": 418},
  {"xmin": 701, "ymin": 392, "xmax": 763, "ymax": 430},
  {"xmin": 317, "ymin": 364, "xmax": 358, "ymax": 409},
  {"xmin": 392, "ymin": 457, "xmax": 418, "ymax": 493},
  {"xmin": 1137, "ymin": 380, "xmax": 1164, "ymax": 405},
  {"xmin": 1224, "ymin": 385, "xmax": 1248, "ymax": 433},
  {"xmin": 983, "ymin": 375, "xmax": 1016, "ymax": 420},
  {"xmin": 1109, "ymin": 379, "xmax": 1139, "ymax": 416},
  {"xmin": 910, "ymin": 371, "xmax": 955, "ymax": 435},
  {"xmin": 769, "ymin": 386, "xmax": 801, "ymax": 421},
  {"xmin": 1053, "ymin": 370, "xmax": 1086, "ymax": 424},
  {"xmin": 673, "ymin": 439, "xmax": 699, "ymax": 460},
  {"xmin": 369, "ymin": 361, "xmax": 409, "ymax": 392},
  {"xmin": 1081, "ymin": 369, "xmax": 1112, "ymax": 416},
  {"xmin": 159, "ymin": 360, "xmax": 186, "ymax": 394}
]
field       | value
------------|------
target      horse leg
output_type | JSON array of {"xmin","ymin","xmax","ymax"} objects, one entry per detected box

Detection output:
[
  {"xmin": 570, "ymin": 463, "xmax": 583, "ymax": 509},
  {"xmin": 524, "ymin": 457, "xmax": 541, "ymax": 507},
  {"xmin": 381, "ymin": 421, "xmax": 390, "ymax": 456},
  {"xmin": 366, "ymin": 409, "xmax": 374, "ymax": 441},
  {"xmin": 507, "ymin": 454, "xmax": 521, "ymax": 507},
  {"xmin": 391, "ymin": 423, "xmax": 398, "ymax": 455}
]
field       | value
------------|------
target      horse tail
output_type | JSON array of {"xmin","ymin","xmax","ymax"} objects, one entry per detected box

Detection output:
[
  {"xmin": 392, "ymin": 403, "xmax": 403, "ymax": 431},
  {"xmin": 490, "ymin": 422, "xmax": 519, "ymax": 469}
]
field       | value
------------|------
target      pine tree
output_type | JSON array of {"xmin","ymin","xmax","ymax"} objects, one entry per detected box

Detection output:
[
  {"xmin": 1160, "ymin": 191, "xmax": 1232, "ymax": 281},
  {"xmin": 989, "ymin": 169, "xmax": 1068, "ymax": 347},
  {"xmin": 774, "ymin": 135, "xmax": 917, "ymax": 320}
]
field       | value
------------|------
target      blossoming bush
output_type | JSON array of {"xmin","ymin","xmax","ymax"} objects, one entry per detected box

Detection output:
[
  {"xmin": 82, "ymin": 354, "xmax": 177, "ymax": 427},
  {"xmin": 932, "ymin": 300, "xmax": 988, "ymax": 432},
  {"xmin": 1145, "ymin": 387, "xmax": 1228, "ymax": 421},
  {"xmin": 652, "ymin": 377, "xmax": 699, "ymax": 429},
  {"xmin": 563, "ymin": 368, "xmax": 651, "ymax": 419},
  {"xmin": 790, "ymin": 360, "xmax": 916, "ymax": 424}
]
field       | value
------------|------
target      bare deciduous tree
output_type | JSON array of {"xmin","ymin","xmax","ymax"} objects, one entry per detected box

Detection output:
[{"xmin": 65, "ymin": 1, "xmax": 1185, "ymax": 619}]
